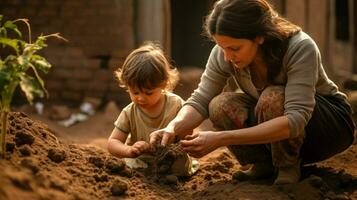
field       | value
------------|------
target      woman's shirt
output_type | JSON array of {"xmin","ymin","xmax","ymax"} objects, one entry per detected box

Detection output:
[{"xmin": 185, "ymin": 31, "xmax": 347, "ymax": 138}]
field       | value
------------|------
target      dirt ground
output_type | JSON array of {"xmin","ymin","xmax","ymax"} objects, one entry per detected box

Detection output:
[{"xmin": 1, "ymin": 68, "xmax": 357, "ymax": 200}]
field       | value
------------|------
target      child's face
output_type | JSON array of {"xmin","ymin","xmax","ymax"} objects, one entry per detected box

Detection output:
[{"xmin": 128, "ymin": 86, "xmax": 164, "ymax": 109}]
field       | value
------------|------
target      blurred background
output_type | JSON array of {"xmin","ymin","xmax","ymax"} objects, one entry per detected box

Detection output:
[{"xmin": 0, "ymin": 0, "xmax": 355, "ymax": 109}]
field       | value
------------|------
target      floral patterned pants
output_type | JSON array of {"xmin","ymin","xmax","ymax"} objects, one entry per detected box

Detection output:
[{"xmin": 208, "ymin": 86, "xmax": 355, "ymax": 167}]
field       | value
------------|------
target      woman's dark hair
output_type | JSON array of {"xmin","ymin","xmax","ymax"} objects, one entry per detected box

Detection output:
[{"xmin": 204, "ymin": 0, "xmax": 301, "ymax": 83}]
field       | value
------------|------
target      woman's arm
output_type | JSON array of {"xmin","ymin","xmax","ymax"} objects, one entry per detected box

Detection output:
[
  {"xmin": 181, "ymin": 116, "xmax": 290, "ymax": 158},
  {"xmin": 150, "ymin": 105, "xmax": 205, "ymax": 146},
  {"xmin": 221, "ymin": 116, "xmax": 290, "ymax": 145}
]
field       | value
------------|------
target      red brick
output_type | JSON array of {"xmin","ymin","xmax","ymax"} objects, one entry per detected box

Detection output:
[
  {"xmin": 47, "ymin": 91, "xmax": 61, "ymax": 101},
  {"xmin": 61, "ymin": 91, "xmax": 83, "ymax": 101},
  {"xmin": 88, "ymin": 80, "xmax": 108, "ymax": 92},
  {"xmin": 84, "ymin": 90, "xmax": 105, "ymax": 99},
  {"xmin": 37, "ymin": 9, "xmax": 57, "ymax": 17},
  {"xmin": 87, "ymin": 59, "xmax": 101, "ymax": 70},
  {"xmin": 70, "ymin": 69, "xmax": 93, "ymax": 80},
  {"xmin": 108, "ymin": 58, "xmax": 124, "ymax": 71},
  {"xmin": 52, "ymin": 68, "xmax": 73, "ymax": 79},
  {"xmin": 64, "ymin": 80, "xmax": 86, "ymax": 91},
  {"xmin": 46, "ymin": 80, "xmax": 63, "ymax": 90}
]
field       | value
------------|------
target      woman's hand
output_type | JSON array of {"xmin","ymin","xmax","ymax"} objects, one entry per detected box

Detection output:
[
  {"xmin": 180, "ymin": 131, "xmax": 221, "ymax": 158},
  {"xmin": 126, "ymin": 141, "xmax": 151, "ymax": 158},
  {"xmin": 150, "ymin": 128, "xmax": 176, "ymax": 146}
]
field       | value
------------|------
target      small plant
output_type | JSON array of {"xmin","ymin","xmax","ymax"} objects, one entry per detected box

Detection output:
[{"xmin": 0, "ymin": 15, "xmax": 65, "ymax": 158}]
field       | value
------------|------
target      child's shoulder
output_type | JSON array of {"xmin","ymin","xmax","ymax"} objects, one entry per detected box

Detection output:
[
  {"xmin": 121, "ymin": 102, "xmax": 136, "ymax": 113},
  {"xmin": 165, "ymin": 91, "xmax": 184, "ymax": 103}
]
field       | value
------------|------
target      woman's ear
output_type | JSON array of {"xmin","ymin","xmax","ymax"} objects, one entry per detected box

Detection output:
[{"xmin": 256, "ymin": 36, "xmax": 264, "ymax": 45}]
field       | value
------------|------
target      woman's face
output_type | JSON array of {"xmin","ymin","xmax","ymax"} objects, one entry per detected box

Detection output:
[{"xmin": 213, "ymin": 34, "xmax": 263, "ymax": 69}]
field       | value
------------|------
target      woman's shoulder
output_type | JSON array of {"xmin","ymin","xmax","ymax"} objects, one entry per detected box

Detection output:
[
  {"xmin": 288, "ymin": 31, "xmax": 318, "ymax": 50},
  {"xmin": 284, "ymin": 31, "xmax": 320, "ymax": 64},
  {"xmin": 208, "ymin": 45, "xmax": 224, "ymax": 61}
]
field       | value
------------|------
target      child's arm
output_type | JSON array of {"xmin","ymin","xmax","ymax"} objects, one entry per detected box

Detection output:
[{"xmin": 107, "ymin": 128, "xmax": 151, "ymax": 158}]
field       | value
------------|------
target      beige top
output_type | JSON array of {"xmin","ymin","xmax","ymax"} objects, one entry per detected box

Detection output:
[{"xmin": 114, "ymin": 92, "xmax": 184, "ymax": 145}]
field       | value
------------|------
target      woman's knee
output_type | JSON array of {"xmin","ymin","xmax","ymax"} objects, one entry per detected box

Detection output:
[
  {"xmin": 255, "ymin": 86, "xmax": 285, "ymax": 118},
  {"xmin": 209, "ymin": 92, "xmax": 237, "ymax": 121},
  {"xmin": 209, "ymin": 92, "xmax": 253, "ymax": 129}
]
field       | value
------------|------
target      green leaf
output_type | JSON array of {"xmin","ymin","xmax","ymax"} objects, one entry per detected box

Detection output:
[
  {"xmin": 4, "ymin": 21, "xmax": 21, "ymax": 37},
  {"xmin": 34, "ymin": 35, "xmax": 46, "ymax": 47},
  {"xmin": 17, "ymin": 55, "xmax": 30, "ymax": 69},
  {"xmin": 23, "ymin": 43, "xmax": 42, "ymax": 56},
  {"xmin": 4, "ymin": 55, "xmax": 18, "ymax": 65},
  {"xmin": 28, "ymin": 63, "xmax": 44, "ymax": 88},
  {"xmin": 0, "ymin": 37, "xmax": 20, "ymax": 54},
  {"xmin": 31, "ymin": 55, "xmax": 51, "ymax": 73},
  {"xmin": 0, "ymin": 70, "xmax": 10, "ymax": 92},
  {"xmin": 19, "ymin": 73, "xmax": 44, "ymax": 104}
]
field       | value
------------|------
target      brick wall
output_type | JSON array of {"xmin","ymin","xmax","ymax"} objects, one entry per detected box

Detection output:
[{"xmin": 0, "ymin": 0, "xmax": 135, "ymax": 107}]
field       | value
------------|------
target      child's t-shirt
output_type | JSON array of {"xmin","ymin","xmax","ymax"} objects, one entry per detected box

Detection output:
[
  {"xmin": 113, "ymin": 92, "xmax": 199, "ymax": 176},
  {"xmin": 114, "ymin": 92, "xmax": 184, "ymax": 145}
]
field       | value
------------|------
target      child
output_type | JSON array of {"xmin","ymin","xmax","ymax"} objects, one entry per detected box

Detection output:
[{"xmin": 107, "ymin": 42, "xmax": 198, "ymax": 176}]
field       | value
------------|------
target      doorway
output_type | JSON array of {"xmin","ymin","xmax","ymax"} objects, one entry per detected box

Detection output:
[{"xmin": 170, "ymin": 0, "xmax": 215, "ymax": 68}]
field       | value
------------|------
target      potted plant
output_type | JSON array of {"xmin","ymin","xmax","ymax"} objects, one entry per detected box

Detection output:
[{"xmin": 0, "ymin": 15, "xmax": 65, "ymax": 158}]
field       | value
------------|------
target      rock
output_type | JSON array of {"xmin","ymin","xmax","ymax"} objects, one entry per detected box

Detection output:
[
  {"xmin": 19, "ymin": 145, "xmax": 32, "ymax": 157},
  {"xmin": 105, "ymin": 157, "xmax": 125, "ymax": 174},
  {"xmin": 308, "ymin": 175, "xmax": 324, "ymax": 188},
  {"xmin": 6, "ymin": 142, "xmax": 15, "ymax": 153},
  {"xmin": 88, "ymin": 156, "xmax": 104, "ymax": 168},
  {"xmin": 93, "ymin": 174, "xmax": 108, "ymax": 182},
  {"xmin": 165, "ymin": 175, "xmax": 178, "ymax": 185},
  {"xmin": 110, "ymin": 179, "xmax": 128, "ymax": 196},
  {"xmin": 48, "ymin": 148, "xmax": 66, "ymax": 163},
  {"xmin": 48, "ymin": 105, "xmax": 72, "ymax": 120},
  {"xmin": 15, "ymin": 131, "xmax": 35, "ymax": 146},
  {"xmin": 20, "ymin": 159, "xmax": 39, "ymax": 174}
]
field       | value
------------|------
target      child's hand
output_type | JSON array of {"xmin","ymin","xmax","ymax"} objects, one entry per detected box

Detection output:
[{"xmin": 126, "ymin": 141, "xmax": 151, "ymax": 158}]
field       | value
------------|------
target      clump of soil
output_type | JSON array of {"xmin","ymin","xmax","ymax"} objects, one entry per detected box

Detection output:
[{"xmin": 153, "ymin": 143, "xmax": 186, "ymax": 175}]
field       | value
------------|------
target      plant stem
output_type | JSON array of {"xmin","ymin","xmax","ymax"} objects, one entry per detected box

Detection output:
[{"xmin": 0, "ymin": 110, "xmax": 8, "ymax": 158}]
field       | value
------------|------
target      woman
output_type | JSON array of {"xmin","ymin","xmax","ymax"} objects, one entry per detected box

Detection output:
[{"xmin": 150, "ymin": 0, "xmax": 355, "ymax": 185}]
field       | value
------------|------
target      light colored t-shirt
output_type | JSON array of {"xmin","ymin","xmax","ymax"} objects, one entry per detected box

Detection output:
[{"xmin": 114, "ymin": 92, "xmax": 184, "ymax": 145}]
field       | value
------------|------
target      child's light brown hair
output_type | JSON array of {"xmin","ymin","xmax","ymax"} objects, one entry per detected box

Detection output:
[{"xmin": 115, "ymin": 42, "xmax": 179, "ymax": 92}]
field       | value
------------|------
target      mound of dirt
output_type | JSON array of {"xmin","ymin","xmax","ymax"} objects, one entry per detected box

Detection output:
[
  {"xmin": 1, "ymin": 112, "xmax": 357, "ymax": 200},
  {"xmin": 0, "ymin": 112, "xmax": 185, "ymax": 199}
]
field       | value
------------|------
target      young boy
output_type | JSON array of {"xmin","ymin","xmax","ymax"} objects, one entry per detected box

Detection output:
[{"xmin": 107, "ymin": 42, "xmax": 198, "ymax": 176}]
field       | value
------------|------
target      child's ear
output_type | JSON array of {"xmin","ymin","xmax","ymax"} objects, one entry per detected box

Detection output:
[{"xmin": 160, "ymin": 81, "xmax": 168, "ymax": 90}]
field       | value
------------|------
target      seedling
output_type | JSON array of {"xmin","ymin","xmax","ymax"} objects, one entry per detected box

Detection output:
[{"xmin": 0, "ymin": 15, "xmax": 65, "ymax": 158}]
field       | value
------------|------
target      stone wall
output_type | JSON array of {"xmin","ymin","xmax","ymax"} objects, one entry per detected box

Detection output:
[{"xmin": 1, "ymin": 0, "xmax": 135, "ymax": 107}]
